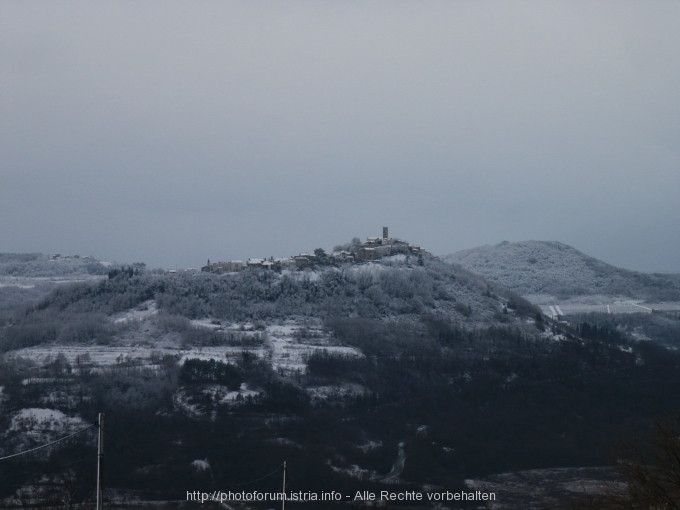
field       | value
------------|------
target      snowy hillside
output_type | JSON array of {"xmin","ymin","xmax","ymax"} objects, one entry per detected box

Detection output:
[
  {"xmin": 443, "ymin": 241, "xmax": 680, "ymax": 300},
  {"xmin": 0, "ymin": 254, "xmax": 540, "ymax": 352},
  {"xmin": 0, "ymin": 253, "xmax": 112, "ymax": 318},
  {"xmin": 0, "ymin": 253, "xmax": 112, "ymax": 278}
]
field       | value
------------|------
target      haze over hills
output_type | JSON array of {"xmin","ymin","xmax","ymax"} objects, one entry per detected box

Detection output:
[{"xmin": 443, "ymin": 241, "xmax": 680, "ymax": 301}]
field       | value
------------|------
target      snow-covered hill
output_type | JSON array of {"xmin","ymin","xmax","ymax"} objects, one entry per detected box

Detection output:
[
  {"xmin": 0, "ymin": 253, "xmax": 112, "ymax": 318},
  {"xmin": 0, "ymin": 253, "xmax": 111, "ymax": 278},
  {"xmin": 443, "ymin": 241, "xmax": 680, "ymax": 300}
]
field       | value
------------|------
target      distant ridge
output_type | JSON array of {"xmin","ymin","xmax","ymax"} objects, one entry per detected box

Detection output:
[
  {"xmin": 0, "ymin": 253, "xmax": 110, "ymax": 278},
  {"xmin": 443, "ymin": 241, "xmax": 680, "ymax": 300}
]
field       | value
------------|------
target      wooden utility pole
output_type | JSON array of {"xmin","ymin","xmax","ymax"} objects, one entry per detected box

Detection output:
[
  {"xmin": 281, "ymin": 461, "xmax": 287, "ymax": 510},
  {"xmin": 96, "ymin": 413, "xmax": 104, "ymax": 510}
]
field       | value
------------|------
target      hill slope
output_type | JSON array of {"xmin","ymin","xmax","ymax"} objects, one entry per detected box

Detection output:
[
  {"xmin": 0, "ymin": 253, "xmax": 112, "ymax": 318},
  {"xmin": 0, "ymin": 255, "xmax": 535, "ymax": 345},
  {"xmin": 443, "ymin": 241, "xmax": 680, "ymax": 299}
]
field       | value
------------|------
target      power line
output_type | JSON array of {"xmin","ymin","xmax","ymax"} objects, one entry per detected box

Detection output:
[{"xmin": 0, "ymin": 425, "xmax": 95, "ymax": 462}]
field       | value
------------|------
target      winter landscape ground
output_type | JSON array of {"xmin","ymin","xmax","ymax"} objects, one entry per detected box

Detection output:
[{"xmin": 1, "ymin": 240, "xmax": 680, "ymax": 508}]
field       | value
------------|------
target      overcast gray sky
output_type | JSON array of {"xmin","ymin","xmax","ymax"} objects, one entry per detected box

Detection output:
[{"xmin": 1, "ymin": 1, "xmax": 679, "ymax": 271}]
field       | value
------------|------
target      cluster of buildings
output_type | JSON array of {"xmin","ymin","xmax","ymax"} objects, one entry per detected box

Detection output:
[
  {"xmin": 201, "ymin": 228, "xmax": 427, "ymax": 274},
  {"xmin": 352, "ymin": 227, "xmax": 426, "ymax": 261}
]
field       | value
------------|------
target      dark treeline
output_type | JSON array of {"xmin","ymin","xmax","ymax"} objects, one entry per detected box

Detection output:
[
  {"xmin": 180, "ymin": 358, "xmax": 243, "ymax": 389},
  {"xmin": 577, "ymin": 321, "xmax": 626, "ymax": 344},
  {"xmin": 573, "ymin": 311, "xmax": 680, "ymax": 349}
]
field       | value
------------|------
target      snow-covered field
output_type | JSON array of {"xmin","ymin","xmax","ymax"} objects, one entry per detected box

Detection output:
[
  {"xmin": 265, "ymin": 322, "xmax": 362, "ymax": 373},
  {"xmin": 5, "ymin": 316, "xmax": 362, "ymax": 375},
  {"xmin": 0, "ymin": 281, "xmax": 36, "ymax": 289},
  {"xmin": 0, "ymin": 275, "xmax": 105, "ymax": 288},
  {"xmin": 538, "ymin": 300, "xmax": 680, "ymax": 319},
  {"xmin": 1, "ymin": 313, "xmax": 365, "ymax": 453},
  {"xmin": 7, "ymin": 344, "xmax": 244, "ymax": 367}
]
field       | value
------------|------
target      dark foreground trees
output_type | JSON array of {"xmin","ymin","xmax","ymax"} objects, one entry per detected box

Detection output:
[{"xmin": 571, "ymin": 416, "xmax": 680, "ymax": 509}]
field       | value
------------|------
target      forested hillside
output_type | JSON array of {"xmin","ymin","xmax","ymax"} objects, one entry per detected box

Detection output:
[
  {"xmin": 443, "ymin": 241, "xmax": 680, "ymax": 299},
  {"xmin": 0, "ymin": 256, "xmax": 539, "ymax": 354},
  {"xmin": 0, "ymin": 253, "xmax": 113, "ymax": 322}
]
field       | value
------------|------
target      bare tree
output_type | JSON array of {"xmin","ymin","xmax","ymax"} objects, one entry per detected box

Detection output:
[{"xmin": 569, "ymin": 416, "xmax": 680, "ymax": 509}]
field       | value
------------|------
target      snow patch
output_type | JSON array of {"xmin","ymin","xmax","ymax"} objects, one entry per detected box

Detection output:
[
  {"xmin": 327, "ymin": 461, "xmax": 382, "ymax": 482},
  {"xmin": 356, "ymin": 440, "xmax": 382, "ymax": 452},
  {"xmin": 9, "ymin": 408, "xmax": 84, "ymax": 434},
  {"xmin": 191, "ymin": 459, "xmax": 210, "ymax": 471},
  {"xmin": 111, "ymin": 300, "xmax": 158, "ymax": 324}
]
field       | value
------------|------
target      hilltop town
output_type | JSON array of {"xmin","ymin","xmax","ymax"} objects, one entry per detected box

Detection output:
[{"xmin": 201, "ymin": 227, "xmax": 428, "ymax": 274}]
